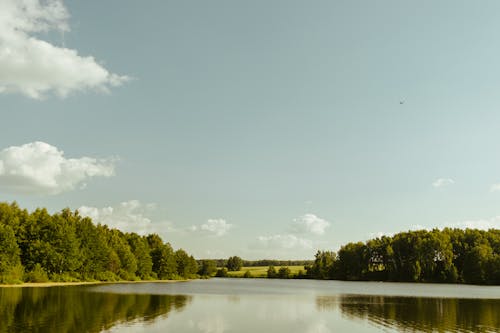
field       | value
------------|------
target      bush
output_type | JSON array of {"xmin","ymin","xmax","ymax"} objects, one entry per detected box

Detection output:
[
  {"xmin": 267, "ymin": 266, "xmax": 277, "ymax": 278},
  {"xmin": 278, "ymin": 267, "xmax": 291, "ymax": 279},
  {"xmin": 243, "ymin": 270, "xmax": 252, "ymax": 278},
  {"xmin": 0, "ymin": 264, "xmax": 24, "ymax": 284},
  {"xmin": 215, "ymin": 268, "xmax": 228, "ymax": 277},
  {"xmin": 294, "ymin": 270, "xmax": 306, "ymax": 279},
  {"xmin": 95, "ymin": 271, "xmax": 119, "ymax": 282},
  {"xmin": 25, "ymin": 264, "xmax": 49, "ymax": 283},
  {"xmin": 227, "ymin": 256, "xmax": 243, "ymax": 271},
  {"xmin": 49, "ymin": 273, "xmax": 80, "ymax": 282},
  {"xmin": 118, "ymin": 269, "xmax": 138, "ymax": 281}
]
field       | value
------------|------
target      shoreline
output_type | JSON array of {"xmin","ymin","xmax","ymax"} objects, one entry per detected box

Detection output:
[{"xmin": 0, "ymin": 279, "xmax": 190, "ymax": 288}]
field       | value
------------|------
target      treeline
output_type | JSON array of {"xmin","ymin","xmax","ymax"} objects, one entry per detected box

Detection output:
[
  {"xmin": 207, "ymin": 259, "xmax": 312, "ymax": 268},
  {"xmin": 307, "ymin": 228, "xmax": 500, "ymax": 285},
  {"xmin": 243, "ymin": 259, "xmax": 313, "ymax": 267},
  {"xmin": 0, "ymin": 202, "xmax": 199, "ymax": 284}
]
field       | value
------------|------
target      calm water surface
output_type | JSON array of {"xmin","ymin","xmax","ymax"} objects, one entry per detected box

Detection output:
[{"xmin": 1, "ymin": 279, "xmax": 500, "ymax": 332}]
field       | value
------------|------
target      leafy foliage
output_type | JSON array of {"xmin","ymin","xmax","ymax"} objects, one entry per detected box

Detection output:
[
  {"xmin": 267, "ymin": 266, "xmax": 277, "ymax": 278},
  {"xmin": 198, "ymin": 260, "xmax": 217, "ymax": 277},
  {"xmin": 215, "ymin": 268, "xmax": 228, "ymax": 277},
  {"xmin": 307, "ymin": 228, "xmax": 500, "ymax": 285},
  {"xmin": 226, "ymin": 256, "xmax": 243, "ymax": 271},
  {"xmin": 0, "ymin": 202, "xmax": 198, "ymax": 284}
]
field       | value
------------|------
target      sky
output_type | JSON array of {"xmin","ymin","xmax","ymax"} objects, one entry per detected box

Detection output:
[{"xmin": 1, "ymin": 0, "xmax": 500, "ymax": 260}]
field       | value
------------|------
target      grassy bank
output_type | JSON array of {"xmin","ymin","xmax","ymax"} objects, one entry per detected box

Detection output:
[
  {"xmin": 226, "ymin": 266, "xmax": 305, "ymax": 278},
  {"xmin": 0, "ymin": 279, "xmax": 190, "ymax": 288}
]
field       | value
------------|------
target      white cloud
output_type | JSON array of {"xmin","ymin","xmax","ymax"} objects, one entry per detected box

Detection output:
[
  {"xmin": 432, "ymin": 178, "xmax": 455, "ymax": 188},
  {"xmin": 490, "ymin": 184, "xmax": 500, "ymax": 192},
  {"xmin": 0, "ymin": 141, "xmax": 115, "ymax": 195},
  {"xmin": 252, "ymin": 213, "xmax": 329, "ymax": 253},
  {"xmin": 257, "ymin": 234, "xmax": 313, "ymax": 249},
  {"xmin": 292, "ymin": 214, "xmax": 330, "ymax": 235},
  {"xmin": 0, "ymin": 0, "xmax": 128, "ymax": 99},
  {"xmin": 368, "ymin": 231, "xmax": 395, "ymax": 239},
  {"xmin": 189, "ymin": 219, "xmax": 232, "ymax": 237},
  {"xmin": 447, "ymin": 216, "xmax": 500, "ymax": 230},
  {"xmin": 368, "ymin": 225, "xmax": 429, "ymax": 240},
  {"xmin": 78, "ymin": 200, "xmax": 161, "ymax": 235}
]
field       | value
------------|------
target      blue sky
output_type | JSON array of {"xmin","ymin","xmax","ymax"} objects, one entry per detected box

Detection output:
[{"xmin": 1, "ymin": 0, "xmax": 500, "ymax": 259}]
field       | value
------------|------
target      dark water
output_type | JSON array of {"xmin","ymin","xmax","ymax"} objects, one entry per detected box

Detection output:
[{"xmin": 1, "ymin": 279, "xmax": 500, "ymax": 332}]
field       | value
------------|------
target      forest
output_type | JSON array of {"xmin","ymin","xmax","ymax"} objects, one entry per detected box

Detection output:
[
  {"xmin": 2, "ymin": 201, "xmax": 500, "ymax": 285},
  {"xmin": 306, "ymin": 228, "xmax": 500, "ymax": 284},
  {"xmin": 0, "ymin": 202, "xmax": 198, "ymax": 284}
]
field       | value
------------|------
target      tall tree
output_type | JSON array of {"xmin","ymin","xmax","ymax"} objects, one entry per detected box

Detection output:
[
  {"xmin": 227, "ymin": 256, "xmax": 243, "ymax": 271},
  {"xmin": 127, "ymin": 234, "xmax": 153, "ymax": 279},
  {"xmin": 148, "ymin": 235, "xmax": 177, "ymax": 279},
  {"xmin": 175, "ymin": 249, "xmax": 198, "ymax": 278},
  {"xmin": 0, "ymin": 224, "xmax": 22, "ymax": 283}
]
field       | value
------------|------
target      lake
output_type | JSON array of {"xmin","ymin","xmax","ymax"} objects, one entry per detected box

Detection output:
[{"xmin": 1, "ymin": 278, "xmax": 500, "ymax": 332}]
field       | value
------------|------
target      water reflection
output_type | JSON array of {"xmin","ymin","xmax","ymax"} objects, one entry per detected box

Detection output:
[
  {"xmin": 318, "ymin": 295, "xmax": 500, "ymax": 332},
  {"xmin": 0, "ymin": 286, "xmax": 190, "ymax": 333},
  {"xmin": 3, "ymin": 281, "xmax": 500, "ymax": 333}
]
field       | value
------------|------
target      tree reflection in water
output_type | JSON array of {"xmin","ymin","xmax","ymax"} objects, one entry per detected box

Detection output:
[
  {"xmin": 317, "ymin": 294, "xmax": 500, "ymax": 333},
  {"xmin": 0, "ymin": 286, "xmax": 191, "ymax": 333}
]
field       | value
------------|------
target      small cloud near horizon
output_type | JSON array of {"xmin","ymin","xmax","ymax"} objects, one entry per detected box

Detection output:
[
  {"xmin": 257, "ymin": 234, "xmax": 313, "ymax": 250},
  {"xmin": 445, "ymin": 216, "xmax": 500, "ymax": 230},
  {"xmin": 189, "ymin": 219, "xmax": 233, "ymax": 237},
  {"xmin": 432, "ymin": 178, "xmax": 455, "ymax": 188},
  {"xmin": 490, "ymin": 183, "xmax": 500, "ymax": 192},
  {"xmin": 77, "ymin": 200, "xmax": 174, "ymax": 235},
  {"xmin": 292, "ymin": 214, "xmax": 330, "ymax": 235}
]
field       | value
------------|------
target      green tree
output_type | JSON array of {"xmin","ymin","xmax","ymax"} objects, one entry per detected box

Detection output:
[
  {"xmin": 463, "ymin": 244, "xmax": 493, "ymax": 284},
  {"xmin": 267, "ymin": 266, "xmax": 277, "ymax": 278},
  {"xmin": 391, "ymin": 232, "xmax": 422, "ymax": 282},
  {"xmin": 148, "ymin": 235, "xmax": 177, "ymax": 279},
  {"xmin": 419, "ymin": 230, "xmax": 455, "ymax": 282},
  {"xmin": 49, "ymin": 210, "xmax": 81, "ymax": 275},
  {"xmin": 227, "ymin": 256, "xmax": 243, "ymax": 271},
  {"xmin": 107, "ymin": 229, "xmax": 137, "ymax": 280},
  {"xmin": 76, "ymin": 219, "xmax": 115, "ymax": 280},
  {"xmin": 0, "ymin": 224, "xmax": 23, "ymax": 283},
  {"xmin": 127, "ymin": 234, "xmax": 153, "ymax": 279},
  {"xmin": 175, "ymin": 249, "xmax": 198, "ymax": 278},
  {"xmin": 337, "ymin": 242, "xmax": 367, "ymax": 280},
  {"xmin": 278, "ymin": 267, "xmax": 291, "ymax": 279},
  {"xmin": 198, "ymin": 260, "xmax": 217, "ymax": 277},
  {"xmin": 307, "ymin": 250, "xmax": 336, "ymax": 279},
  {"xmin": 215, "ymin": 268, "xmax": 228, "ymax": 277}
]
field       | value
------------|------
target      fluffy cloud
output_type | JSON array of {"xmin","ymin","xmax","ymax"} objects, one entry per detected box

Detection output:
[
  {"xmin": 448, "ymin": 216, "xmax": 500, "ymax": 230},
  {"xmin": 78, "ymin": 200, "xmax": 159, "ymax": 235},
  {"xmin": 490, "ymin": 184, "xmax": 500, "ymax": 192},
  {"xmin": 292, "ymin": 214, "xmax": 330, "ymax": 235},
  {"xmin": 0, "ymin": 0, "xmax": 128, "ymax": 99},
  {"xmin": 255, "ymin": 213, "xmax": 330, "ymax": 251},
  {"xmin": 189, "ymin": 219, "xmax": 232, "ymax": 237},
  {"xmin": 432, "ymin": 178, "xmax": 455, "ymax": 188},
  {"xmin": 0, "ymin": 141, "xmax": 115, "ymax": 194},
  {"xmin": 257, "ymin": 234, "xmax": 313, "ymax": 249}
]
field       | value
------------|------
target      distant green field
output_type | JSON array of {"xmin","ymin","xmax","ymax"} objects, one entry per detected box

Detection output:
[{"xmin": 226, "ymin": 266, "xmax": 306, "ymax": 278}]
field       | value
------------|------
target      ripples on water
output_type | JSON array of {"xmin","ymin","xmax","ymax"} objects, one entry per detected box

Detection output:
[{"xmin": 1, "ymin": 279, "xmax": 500, "ymax": 333}]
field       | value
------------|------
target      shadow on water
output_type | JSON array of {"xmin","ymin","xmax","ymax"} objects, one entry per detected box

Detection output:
[
  {"xmin": 0, "ymin": 286, "xmax": 191, "ymax": 333},
  {"xmin": 317, "ymin": 294, "xmax": 500, "ymax": 333}
]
